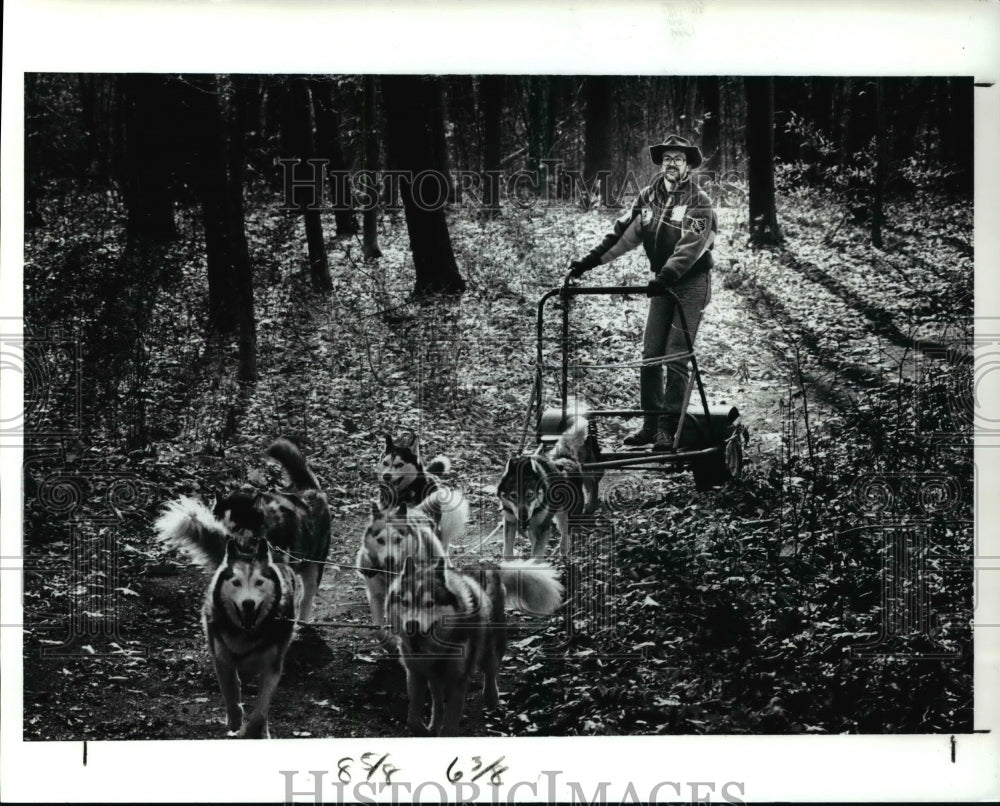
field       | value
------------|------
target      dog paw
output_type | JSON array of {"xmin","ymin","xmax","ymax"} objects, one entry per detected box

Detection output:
[
  {"xmin": 237, "ymin": 719, "xmax": 268, "ymax": 739},
  {"xmin": 225, "ymin": 708, "xmax": 244, "ymax": 733},
  {"xmin": 407, "ymin": 719, "xmax": 430, "ymax": 737}
]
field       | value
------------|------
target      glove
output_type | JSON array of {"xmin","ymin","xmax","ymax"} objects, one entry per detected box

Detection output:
[
  {"xmin": 568, "ymin": 255, "xmax": 599, "ymax": 278},
  {"xmin": 646, "ymin": 277, "xmax": 670, "ymax": 297}
]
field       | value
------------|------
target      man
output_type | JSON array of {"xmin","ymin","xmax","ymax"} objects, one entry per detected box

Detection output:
[{"xmin": 569, "ymin": 134, "xmax": 717, "ymax": 451}]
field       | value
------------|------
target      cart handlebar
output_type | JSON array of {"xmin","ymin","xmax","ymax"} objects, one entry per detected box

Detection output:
[{"xmin": 560, "ymin": 272, "xmax": 680, "ymax": 301}]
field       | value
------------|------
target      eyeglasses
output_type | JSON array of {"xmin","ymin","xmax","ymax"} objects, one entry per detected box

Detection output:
[{"xmin": 661, "ymin": 155, "xmax": 687, "ymax": 166}]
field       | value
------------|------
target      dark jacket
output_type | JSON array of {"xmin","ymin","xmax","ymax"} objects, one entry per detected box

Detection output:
[{"xmin": 584, "ymin": 174, "xmax": 717, "ymax": 285}]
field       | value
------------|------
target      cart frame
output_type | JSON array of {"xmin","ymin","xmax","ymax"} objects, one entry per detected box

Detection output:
[{"xmin": 521, "ymin": 273, "xmax": 744, "ymax": 487}]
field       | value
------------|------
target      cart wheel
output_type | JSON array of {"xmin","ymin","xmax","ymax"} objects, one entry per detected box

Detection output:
[{"xmin": 692, "ymin": 419, "xmax": 746, "ymax": 491}]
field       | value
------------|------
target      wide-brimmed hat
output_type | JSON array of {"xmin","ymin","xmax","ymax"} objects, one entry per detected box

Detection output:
[{"xmin": 649, "ymin": 134, "xmax": 703, "ymax": 168}]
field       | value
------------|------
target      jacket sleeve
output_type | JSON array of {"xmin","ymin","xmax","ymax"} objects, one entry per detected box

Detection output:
[
  {"xmin": 596, "ymin": 213, "xmax": 644, "ymax": 265},
  {"xmin": 584, "ymin": 198, "xmax": 645, "ymax": 266},
  {"xmin": 656, "ymin": 204, "xmax": 716, "ymax": 284}
]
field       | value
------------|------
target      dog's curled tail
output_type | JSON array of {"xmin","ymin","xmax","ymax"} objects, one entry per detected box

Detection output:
[
  {"xmin": 424, "ymin": 454, "xmax": 451, "ymax": 475},
  {"xmin": 153, "ymin": 496, "xmax": 231, "ymax": 572},
  {"xmin": 267, "ymin": 437, "xmax": 320, "ymax": 491},
  {"xmin": 426, "ymin": 487, "xmax": 469, "ymax": 551},
  {"xmin": 552, "ymin": 416, "xmax": 589, "ymax": 460},
  {"xmin": 500, "ymin": 560, "xmax": 564, "ymax": 615}
]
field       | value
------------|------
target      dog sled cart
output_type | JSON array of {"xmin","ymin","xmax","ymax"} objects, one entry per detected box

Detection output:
[{"xmin": 519, "ymin": 272, "xmax": 746, "ymax": 491}]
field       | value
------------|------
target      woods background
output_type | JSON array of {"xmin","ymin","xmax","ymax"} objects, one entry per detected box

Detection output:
[{"xmin": 20, "ymin": 74, "xmax": 974, "ymax": 741}]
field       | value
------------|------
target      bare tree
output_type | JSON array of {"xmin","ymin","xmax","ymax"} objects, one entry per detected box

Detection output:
[
  {"xmin": 120, "ymin": 74, "xmax": 177, "ymax": 244},
  {"xmin": 744, "ymin": 76, "xmax": 782, "ymax": 245},
  {"xmin": 697, "ymin": 76, "xmax": 722, "ymax": 175},
  {"xmin": 480, "ymin": 75, "xmax": 504, "ymax": 217},
  {"xmin": 281, "ymin": 77, "xmax": 333, "ymax": 291},
  {"xmin": 227, "ymin": 75, "xmax": 259, "ymax": 381},
  {"xmin": 180, "ymin": 75, "xmax": 257, "ymax": 379},
  {"xmin": 310, "ymin": 76, "xmax": 359, "ymax": 238},
  {"xmin": 360, "ymin": 75, "xmax": 383, "ymax": 259},
  {"xmin": 584, "ymin": 76, "xmax": 614, "ymax": 205},
  {"xmin": 871, "ymin": 78, "xmax": 886, "ymax": 249},
  {"xmin": 381, "ymin": 74, "xmax": 466, "ymax": 295}
]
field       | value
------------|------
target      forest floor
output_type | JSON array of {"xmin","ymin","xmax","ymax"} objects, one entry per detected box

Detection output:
[{"xmin": 21, "ymin": 183, "xmax": 974, "ymax": 740}]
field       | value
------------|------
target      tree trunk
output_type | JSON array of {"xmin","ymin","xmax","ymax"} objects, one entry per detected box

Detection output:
[
  {"xmin": 547, "ymin": 76, "xmax": 571, "ymax": 142},
  {"xmin": 446, "ymin": 75, "xmax": 477, "ymax": 174},
  {"xmin": 480, "ymin": 75, "xmax": 504, "ymax": 217},
  {"xmin": 944, "ymin": 77, "xmax": 973, "ymax": 193},
  {"xmin": 282, "ymin": 77, "xmax": 332, "ymax": 292},
  {"xmin": 584, "ymin": 76, "xmax": 614, "ymax": 206},
  {"xmin": 428, "ymin": 78, "xmax": 455, "ymax": 202},
  {"xmin": 24, "ymin": 73, "xmax": 44, "ymax": 228},
  {"xmin": 310, "ymin": 77, "xmax": 359, "ymax": 238},
  {"xmin": 360, "ymin": 75, "xmax": 383, "ymax": 259},
  {"xmin": 846, "ymin": 78, "xmax": 876, "ymax": 222},
  {"xmin": 527, "ymin": 76, "xmax": 551, "ymax": 183},
  {"xmin": 669, "ymin": 77, "xmax": 693, "ymax": 132},
  {"xmin": 744, "ymin": 76, "xmax": 782, "ymax": 245},
  {"xmin": 697, "ymin": 76, "xmax": 721, "ymax": 175},
  {"xmin": 173, "ymin": 75, "xmax": 258, "ymax": 373},
  {"xmin": 180, "ymin": 75, "xmax": 237, "ymax": 333},
  {"xmin": 871, "ymin": 78, "xmax": 886, "ymax": 249},
  {"xmin": 229, "ymin": 75, "xmax": 259, "ymax": 381},
  {"xmin": 810, "ymin": 77, "xmax": 835, "ymax": 140},
  {"xmin": 381, "ymin": 75, "xmax": 466, "ymax": 295},
  {"xmin": 836, "ymin": 78, "xmax": 853, "ymax": 167},
  {"xmin": 722, "ymin": 77, "xmax": 747, "ymax": 182},
  {"xmin": 121, "ymin": 74, "xmax": 177, "ymax": 243},
  {"xmin": 239, "ymin": 74, "xmax": 265, "ymax": 161},
  {"xmin": 78, "ymin": 74, "xmax": 101, "ymax": 181}
]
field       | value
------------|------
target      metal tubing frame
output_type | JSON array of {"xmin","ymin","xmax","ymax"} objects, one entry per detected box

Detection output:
[
  {"xmin": 532, "ymin": 274, "xmax": 720, "ymax": 451},
  {"xmin": 585, "ymin": 445, "xmax": 720, "ymax": 471}
]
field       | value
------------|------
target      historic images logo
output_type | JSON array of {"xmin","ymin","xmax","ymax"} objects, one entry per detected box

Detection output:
[{"xmin": 278, "ymin": 159, "xmax": 747, "ymax": 214}]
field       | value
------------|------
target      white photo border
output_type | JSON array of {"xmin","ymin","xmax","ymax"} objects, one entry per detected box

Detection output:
[{"xmin": 2, "ymin": 0, "xmax": 998, "ymax": 802}]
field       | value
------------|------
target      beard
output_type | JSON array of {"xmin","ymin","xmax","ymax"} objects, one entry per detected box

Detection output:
[{"xmin": 663, "ymin": 167, "xmax": 685, "ymax": 187}]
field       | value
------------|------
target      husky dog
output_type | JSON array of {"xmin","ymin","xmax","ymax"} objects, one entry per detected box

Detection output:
[
  {"xmin": 154, "ymin": 498, "xmax": 301, "ymax": 738},
  {"xmin": 498, "ymin": 417, "xmax": 602, "ymax": 560},
  {"xmin": 388, "ymin": 554, "xmax": 563, "ymax": 736},
  {"xmin": 212, "ymin": 438, "xmax": 331, "ymax": 623},
  {"xmin": 378, "ymin": 433, "xmax": 469, "ymax": 548},
  {"xmin": 356, "ymin": 501, "xmax": 447, "ymax": 643}
]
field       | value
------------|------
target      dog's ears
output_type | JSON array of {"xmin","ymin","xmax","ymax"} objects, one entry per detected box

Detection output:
[
  {"xmin": 434, "ymin": 555, "xmax": 447, "ymax": 576},
  {"xmin": 370, "ymin": 500, "xmax": 382, "ymax": 520},
  {"xmin": 395, "ymin": 432, "xmax": 418, "ymax": 453},
  {"xmin": 223, "ymin": 537, "xmax": 239, "ymax": 563},
  {"xmin": 397, "ymin": 501, "xmax": 408, "ymax": 518},
  {"xmin": 384, "ymin": 434, "xmax": 393, "ymax": 452},
  {"xmin": 401, "ymin": 553, "xmax": 416, "ymax": 578},
  {"xmin": 503, "ymin": 454, "xmax": 523, "ymax": 475},
  {"xmin": 254, "ymin": 537, "xmax": 271, "ymax": 562}
]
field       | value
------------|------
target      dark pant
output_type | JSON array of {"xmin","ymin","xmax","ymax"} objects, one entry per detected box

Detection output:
[{"xmin": 641, "ymin": 271, "xmax": 711, "ymax": 432}]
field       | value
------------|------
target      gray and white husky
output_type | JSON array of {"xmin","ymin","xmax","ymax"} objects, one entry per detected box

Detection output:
[
  {"xmin": 497, "ymin": 417, "xmax": 602, "ymax": 559},
  {"xmin": 154, "ymin": 498, "xmax": 301, "ymax": 739},
  {"xmin": 388, "ymin": 554, "xmax": 563, "ymax": 736},
  {"xmin": 377, "ymin": 433, "xmax": 469, "ymax": 548}
]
